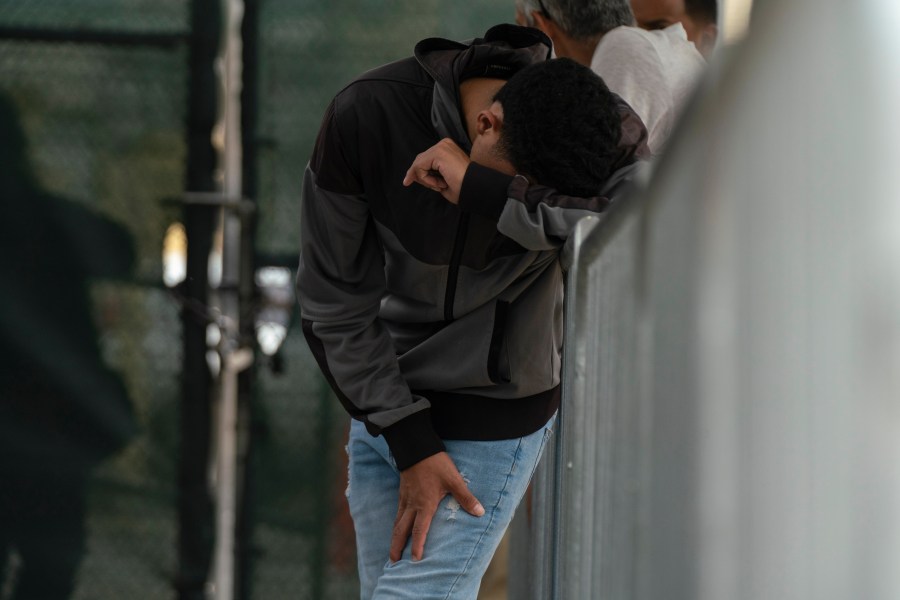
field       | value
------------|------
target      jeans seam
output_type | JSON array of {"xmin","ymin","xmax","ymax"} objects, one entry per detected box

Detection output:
[
  {"xmin": 525, "ymin": 427, "xmax": 553, "ymax": 484},
  {"xmin": 442, "ymin": 437, "xmax": 525, "ymax": 600}
]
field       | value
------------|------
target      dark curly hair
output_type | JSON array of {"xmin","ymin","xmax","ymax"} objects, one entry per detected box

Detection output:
[{"xmin": 494, "ymin": 58, "xmax": 622, "ymax": 197}]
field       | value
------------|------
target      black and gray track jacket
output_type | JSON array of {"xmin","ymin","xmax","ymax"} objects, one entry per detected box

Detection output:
[{"xmin": 297, "ymin": 24, "xmax": 650, "ymax": 470}]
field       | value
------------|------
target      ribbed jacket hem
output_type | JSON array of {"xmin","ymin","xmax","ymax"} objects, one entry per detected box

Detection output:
[{"xmin": 416, "ymin": 386, "xmax": 560, "ymax": 442}]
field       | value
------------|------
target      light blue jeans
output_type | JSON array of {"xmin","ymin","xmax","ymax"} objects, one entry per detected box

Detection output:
[{"xmin": 346, "ymin": 416, "xmax": 555, "ymax": 600}]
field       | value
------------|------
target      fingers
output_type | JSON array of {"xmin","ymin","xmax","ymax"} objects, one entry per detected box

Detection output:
[
  {"xmin": 449, "ymin": 481, "xmax": 485, "ymax": 518},
  {"xmin": 389, "ymin": 451, "xmax": 485, "ymax": 563},
  {"xmin": 390, "ymin": 507, "xmax": 415, "ymax": 563},
  {"xmin": 390, "ymin": 505, "xmax": 437, "ymax": 562},
  {"xmin": 402, "ymin": 165, "xmax": 447, "ymax": 192},
  {"xmin": 402, "ymin": 143, "xmax": 445, "ymax": 189},
  {"xmin": 401, "ymin": 138, "xmax": 468, "ymax": 205},
  {"xmin": 410, "ymin": 510, "xmax": 434, "ymax": 562},
  {"xmin": 391, "ymin": 500, "xmax": 476, "ymax": 563}
]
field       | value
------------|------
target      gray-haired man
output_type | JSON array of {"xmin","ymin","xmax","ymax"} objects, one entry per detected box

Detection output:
[{"xmin": 516, "ymin": 0, "xmax": 706, "ymax": 154}]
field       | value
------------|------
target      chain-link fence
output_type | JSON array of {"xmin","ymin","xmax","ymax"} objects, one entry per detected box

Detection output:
[
  {"xmin": 1, "ymin": 1, "xmax": 517, "ymax": 598},
  {"xmin": 1, "ymin": 1, "xmax": 188, "ymax": 598}
]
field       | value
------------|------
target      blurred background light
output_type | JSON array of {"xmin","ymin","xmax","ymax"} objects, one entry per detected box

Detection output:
[{"xmin": 162, "ymin": 222, "xmax": 187, "ymax": 288}]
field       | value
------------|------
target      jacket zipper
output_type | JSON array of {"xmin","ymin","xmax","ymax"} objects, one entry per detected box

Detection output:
[{"xmin": 443, "ymin": 212, "xmax": 469, "ymax": 322}]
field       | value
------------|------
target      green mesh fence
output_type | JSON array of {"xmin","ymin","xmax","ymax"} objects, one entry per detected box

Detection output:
[
  {"xmin": 1, "ymin": 1, "xmax": 517, "ymax": 598},
  {"xmin": 0, "ymin": 1, "xmax": 188, "ymax": 597}
]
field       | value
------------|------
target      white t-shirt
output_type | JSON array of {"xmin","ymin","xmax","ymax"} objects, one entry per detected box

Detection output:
[{"xmin": 591, "ymin": 24, "xmax": 706, "ymax": 155}]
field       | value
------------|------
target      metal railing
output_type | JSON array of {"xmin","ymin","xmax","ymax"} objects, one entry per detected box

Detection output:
[
  {"xmin": 509, "ymin": 187, "xmax": 650, "ymax": 600},
  {"xmin": 509, "ymin": 0, "xmax": 900, "ymax": 597}
]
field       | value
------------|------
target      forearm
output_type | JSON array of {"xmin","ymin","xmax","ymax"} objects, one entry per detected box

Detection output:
[{"xmin": 457, "ymin": 162, "xmax": 640, "ymax": 250}]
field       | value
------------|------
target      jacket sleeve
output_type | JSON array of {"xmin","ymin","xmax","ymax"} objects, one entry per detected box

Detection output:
[
  {"xmin": 296, "ymin": 98, "xmax": 444, "ymax": 471},
  {"xmin": 457, "ymin": 160, "xmax": 644, "ymax": 250},
  {"xmin": 456, "ymin": 94, "xmax": 649, "ymax": 250}
]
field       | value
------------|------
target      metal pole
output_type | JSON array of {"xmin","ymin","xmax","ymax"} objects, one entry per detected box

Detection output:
[
  {"xmin": 179, "ymin": 0, "xmax": 220, "ymax": 598},
  {"xmin": 212, "ymin": 345, "xmax": 252, "ymax": 600},
  {"xmin": 235, "ymin": 0, "xmax": 260, "ymax": 596},
  {"xmin": 210, "ymin": 0, "xmax": 247, "ymax": 597}
]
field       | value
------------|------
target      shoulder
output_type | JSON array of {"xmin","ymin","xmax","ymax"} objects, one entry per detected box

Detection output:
[
  {"xmin": 641, "ymin": 24, "xmax": 706, "ymax": 70},
  {"xmin": 593, "ymin": 27, "xmax": 662, "ymax": 70},
  {"xmin": 597, "ymin": 24, "xmax": 700, "ymax": 61},
  {"xmin": 598, "ymin": 26, "xmax": 656, "ymax": 51},
  {"xmin": 592, "ymin": 25, "xmax": 703, "ymax": 86},
  {"xmin": 592, "ymin": 27, "xmax": 666, "ymax": 83},
  {"xmin": 337, "ymin": 56, "xmax": 433, "ymax": 102},
  {"xmin": 328, "ymin": 56, "xmax": 433, "ymax": 127}
]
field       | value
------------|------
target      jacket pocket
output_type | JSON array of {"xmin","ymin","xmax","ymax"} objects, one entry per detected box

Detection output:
[{"xmin": 396, "ymin": 299, "xmax": 500, "ymax": 391}]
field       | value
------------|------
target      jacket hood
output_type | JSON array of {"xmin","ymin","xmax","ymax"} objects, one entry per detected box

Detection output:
[
  {"xmin": 611, "ymin": 93, "xmax": 652, "ymax": 170},
  {"xmin": 414, "ymin": 24, "xmax": 552, "ymax": 152}
]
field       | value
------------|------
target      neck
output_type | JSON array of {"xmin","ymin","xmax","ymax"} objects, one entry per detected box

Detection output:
[
  {"xmin": 531, "ymin": 12, "xmax": 604, "ymax": 68},
  {"xmin": 459, "ymin": 78, "xmax": 506, "ymax": 142},
  {"xmin": 551, "ymin": 34, "xmax": 601, "ymax": 67}
]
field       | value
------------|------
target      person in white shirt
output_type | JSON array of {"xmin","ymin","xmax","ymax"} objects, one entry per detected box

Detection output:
[
  {"xmin": 516, "ymin": 0, "xmax": 707, "ymax": 155},
  {"xmin": 631, "ymin": 0, "xmax": 718, "ymax": 58}
]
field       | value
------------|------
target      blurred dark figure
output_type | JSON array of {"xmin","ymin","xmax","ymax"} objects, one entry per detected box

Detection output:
[{"xmin": 0, "ymin": 94, "xmax": 137, "ymax": 598}]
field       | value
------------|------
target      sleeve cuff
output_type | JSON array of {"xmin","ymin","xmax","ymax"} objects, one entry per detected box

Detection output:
[
  {"xmin": 457, "ymin": 162, "xmax": 515, "ymax": 221},
  {"xmin": 379, "ymin": 408, "xmax": 445, "ymax": 471}
]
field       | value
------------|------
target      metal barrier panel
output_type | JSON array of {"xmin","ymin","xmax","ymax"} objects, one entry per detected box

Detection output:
[
  {"xmin": 512, "ymin": 200, "xmax": 648, "ymax": 600},
  {"xmin": 563, "ymin": 207, "xmax": 646, "ymax": 600},
  {"xmin": 513, "ymin": 0, "xmax": 900, "ymax": 598}
]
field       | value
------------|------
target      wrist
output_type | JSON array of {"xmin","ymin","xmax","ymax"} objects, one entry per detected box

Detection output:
[
  {"xmin": 381, "ymin": 408, "xmax": 445, "ymax": 471},
  {"xmin": 457, "ymin": 162, "xmax": 515, "ymax": 220}
]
